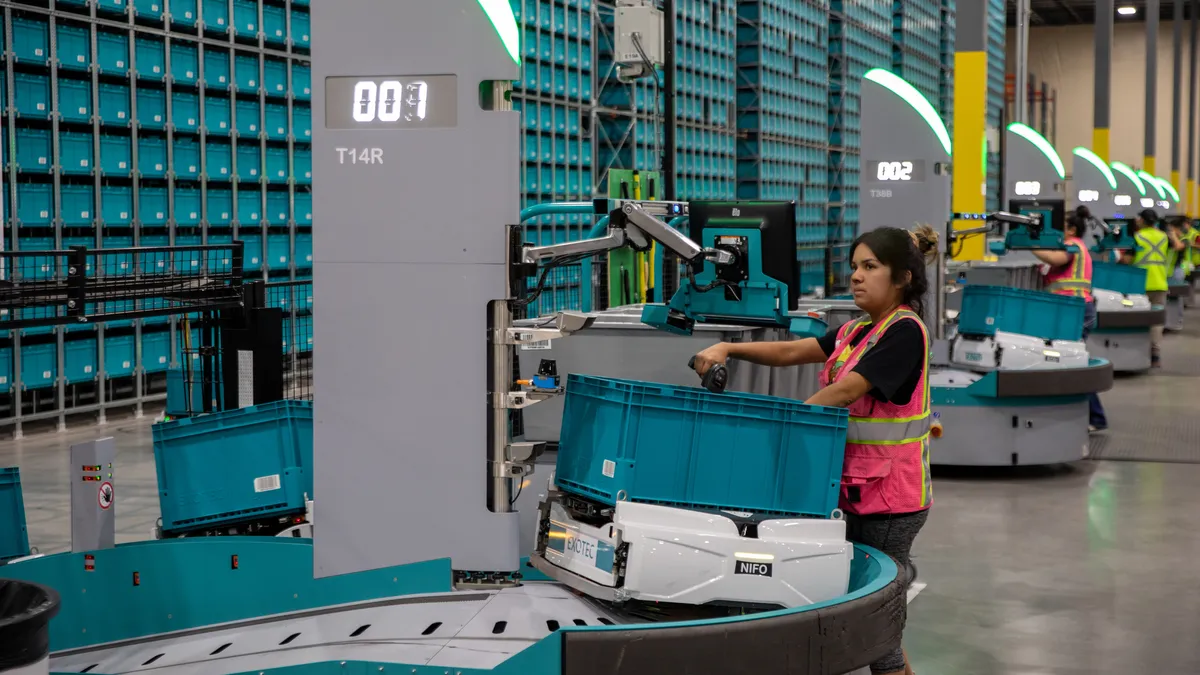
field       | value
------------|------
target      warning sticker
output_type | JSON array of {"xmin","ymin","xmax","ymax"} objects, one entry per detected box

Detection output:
[
  {"xmin": 255, "ymin": 474, "xmax": 282, "ymax": 492},
  {"xmin": 602, "ymin": 460, "xmax": 616, "ymax": 478},
  {"xmin": 98, "ymin": 482, "xmax": 114, "ymax": 510}
]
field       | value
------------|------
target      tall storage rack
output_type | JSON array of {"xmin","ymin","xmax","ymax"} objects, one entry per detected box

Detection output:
[
  {"xmin": 0, "ymin": 0, "xmax": 313, "ymax": 435},
  {"xmin": 986, "ymin": 0, "xmax": 1004, "ymax": 211}
]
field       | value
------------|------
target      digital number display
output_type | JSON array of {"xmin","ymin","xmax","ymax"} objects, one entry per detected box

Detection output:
[
  {"xmin": 1078, "ymin": 190, "xmax": 1100, "ymax": 202},
  {"xmin": 866, "ymin": 160, "xmax": 926, "ymax": 182},
  {"xmin": 1140, "ymin": 198, "xmax": 1155, "ymax": 208},
  {"xmin": 325, "ymin": 75, "xmax": 457, "ymax": 129},
  {"xmin": 1114, "ymin": 194, "xmax": 1132, "ymax": 206},
  {"xmin": 1014, "ymin": 180, "xmax": 1041, "ymax": 196}
]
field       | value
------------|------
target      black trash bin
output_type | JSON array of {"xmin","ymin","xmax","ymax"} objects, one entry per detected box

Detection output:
[{"xmin": 0, "ymin": 580, "xmax": 60, "ymax": 673}]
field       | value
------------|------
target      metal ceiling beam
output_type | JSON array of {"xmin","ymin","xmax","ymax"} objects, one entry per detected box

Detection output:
[{"xmin": 1050, "ymin": 0, "xmax": 1084, "ymax": 23}]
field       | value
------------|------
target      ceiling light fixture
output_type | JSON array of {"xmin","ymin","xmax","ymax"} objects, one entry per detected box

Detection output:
[{"xmin": 1117, "ymin": 6, "xmax": 1137, "ymax": 15}]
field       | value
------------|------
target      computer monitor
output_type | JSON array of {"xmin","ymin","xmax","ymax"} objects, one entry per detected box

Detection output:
[
  {"xmin": 1007, "ymin": 199, "xmax": 1065, "ymax": 234},
  {"xmin": 686, "ymin": 201, "xmax": 799, "ymax": 311}
]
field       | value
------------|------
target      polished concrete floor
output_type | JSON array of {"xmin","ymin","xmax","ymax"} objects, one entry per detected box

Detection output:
[{"xmin": 4, "ymin": 312, "xmax": 1200, "ymax": 674}]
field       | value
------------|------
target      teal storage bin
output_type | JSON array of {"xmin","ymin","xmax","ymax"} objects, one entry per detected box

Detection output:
[
  {"xmin": 236, "ymin": 144, "xmax": 261, "ymax": 181},
  {"xmin": 56, "ymin": 23, "xmax": 91, "ymax": 71},
  {"xmin": 134, "ymin": 0, "xmax": 164, "ymax": 20},
  {"xmin": 135, "ymin": 37, "xmax": 166, "ymax": 80},
  {"xmin": 16, "ymin": 188, "xmax": 52, "ymax": 226},
  {"xmin": 204, "ymin": 49, "xmax": 231, "ymax": 89},
  {"xmin": 265, "ymin": 104, "xmax": 289, "ymax": 140},
  {"xmin": 292, "ymin": 64, "xmax": 312, "ymax": 99},
  {"xmin": 20, "ymin": 344, "xmax": 58, "ymax": 390},
  {"xmin": 172, "ymin": 92, "xmax": 201, "ymax": 132},
  {"xmin": 97, "ymin": 30, "xmax": 130, "ymax": 74},
  {"xmin": 206, "ymin": 232, "xmax": 235, "ymax": 273},
  {"xmin": 58, "ymin": 78, "xmax": 92, "ymax": 123},
  {"xmin": 174, "ymin": 137, "xmax": 201, "ymax": 179},
  {"xmin": 556, "ymin": 374, "xmax": 850, "ymax": 517},
  {"xmin": 266, "ymin": 191, "xmax": 289, "ymax": 223},
  {"xmin": 235, "ymin": 54, "xmax": 259, "ymax": 91},
  {"xmin": 96, "ymin": 0, "xmax": 127, "ymax": 15},
  {"xmin": 143, "ymin": 329, "xmax": 172, "ymax": 373},
  {"xmin": 176, "ymin": 188, "xmax": 202, "ymax": 225},
  {"xmin": 295, "ymin": 231, "xmax": 313, "ymax": 268},
  {"xmin": 105, "ymin": 335, "xmax": 137, "ymax": 378},
  {"xmin": 237, "ymin": 190, "xmax": 261, "ymax": 224},
  {"xmin": 102, "ymin": 186, "xmax": 133, "ymax": 225},
  {"xmin": 294, "ymin": 105, "xmax": 311, "ymax": 141},
  {"xmin": 136, "ymin": 87, "xmax": 167, "ymax": 128},
  {"xmin": 139, "ymin": 187, "xmax": 169, "ymax": 225},
  {"xmin": 15, "ymin": 128, "xmax": 52, "ymax": 172},
  {"xmin": 65, "ymin": 336, "xmax": 98, "ymax": 384},
  {"xmin": 295, "ymin": 191, "xmax": 312, "ymax": 224},
  {"xmin": 208, "ymin": 188, "xmax": 234, "ymax": 224},
  {"xmin": 203, "ymin": 0, "xmax": 230, "ymax": 31},
  {"xmin": 17, "ymin": 238, "xmax": 56, "ymax": 279},
  {"xmin": 290, "ymin": 9, "xmax": 310, "ymax": 47},
  {"xmin": 236, "ymin": 99, "xmax": 260, "ymax": 137},
  {"xmin": 1092, "ymin": 261, "xmax": 1148, "ymax": 297},
  {"xmin": 60, "ymin": 185, "xmax": 94, "ymax": 226},
  {"xmin": 98, "ymin": 83, "xmax": 132, "ymax": 124},
  {"xmin": 263, "ymin": 5, "xmax": 287, "ymax": 45},
  {"xmin": 100, "ymin": 134, "xmax": 133, "ymax": 176},
  {"xmin": 138, "ymin": 136, "xmax": 168, "ymax": 177},
  {"xmin": 292, "ymin": 148, "xmax": 312, "ymax": 184},
  {"xmin": 12, "ymin": 17, "xmax": 50, "ymax": 64},
  {"xmin": 266, "ymin": 148, "xmax": 288, "ymax": 182},
  {"xmin": 232, "ymin": 0, "xmax": 259, "ymax": 37},
  {"xmin": 205, "ymin": 95, "xmax": 232, "ymax": 135},
  {"xmin": 240, "ymin": 232, "xmax": 264, "ymax": 270},
  {"xmin": 207, "ymin": 141, "xmax": 232, "ymax": 178},
  {"xmin": 958, "ymin": 285, "xmax": 1086, "ymax": 342},
  {"xmin": 0, "ymin": 468, "xmax": 31, "ymax": 562},
  {"xmin": 60, "ymin": 133, "xmax": 94, "ymax": 174},
  {"xmin": 14, "ymin": 73, "xmax": 51, "ymax": 118},
  {"xmin": 171, "ymin": 0, "xmax": 198, "ymax": 26},
  {"xmin": 152, "ymin": 400, "xmax": 314, "ymax": 534},
  {"xmin": 267, "ymin": 233, "xmax": 290, "ymax": 270},
  {"xmin": 170, "ymin": 42, "xmax": 200, "ymax": 84},
  {"xmin": 264, "ymin": 58, "xmax": 288, "ymax": 97}
]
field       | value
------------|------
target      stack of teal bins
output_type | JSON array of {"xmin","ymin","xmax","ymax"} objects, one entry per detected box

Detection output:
[{"xmin": 0, "ymin": 1, "xmax": 312, "ymax": 426}]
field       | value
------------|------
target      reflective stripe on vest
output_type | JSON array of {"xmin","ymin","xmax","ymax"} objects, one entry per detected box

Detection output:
[
  {"xmin": 847, "ymin": 414, "xmax": 931, "ymax": 445},
  {"xmin": 1045, "ymin": 241, "xmax": 1093, "ymax": 298},
  {"xmin": 1135, "ymin": 231, "xmax": 1168, "ymax": 266}
]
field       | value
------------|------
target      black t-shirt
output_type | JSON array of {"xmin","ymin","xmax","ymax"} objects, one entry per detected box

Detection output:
[{"xmin": 816, "ymin": 318, "xmax": 926, "ymax": 405}]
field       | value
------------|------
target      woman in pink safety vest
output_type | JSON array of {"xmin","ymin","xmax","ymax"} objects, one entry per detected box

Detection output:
[
  {"xmin": 692, "ymin": 225, "xmax": 938, "ymax": 675},
  {"xmin": 1030, "ymin": 205, "xmax": 1107, "ymax": 431}
]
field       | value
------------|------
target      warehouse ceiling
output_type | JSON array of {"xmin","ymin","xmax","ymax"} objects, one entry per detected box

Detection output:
[{"xmin": 1007, "ymin": 0, "xmax": 1194, "ymax": 26}]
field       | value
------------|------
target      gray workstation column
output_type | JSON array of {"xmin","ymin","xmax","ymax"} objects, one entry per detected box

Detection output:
[
  {"xmin": 1173, "ymin": 0, "xmax": 1183, "ymax": 192},
  {"xmin": 1146, "ymin": 0, "xmax": 1159, "ymax": 174},
  {"xmin": 1095, "ymin": 0, "xmax": 1113, "ymax": 162}
]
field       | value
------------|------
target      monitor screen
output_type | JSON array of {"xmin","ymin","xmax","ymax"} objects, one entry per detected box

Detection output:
[{"xmin": 687, "ymin": 201, "xmax": 799, "ymax": 310}]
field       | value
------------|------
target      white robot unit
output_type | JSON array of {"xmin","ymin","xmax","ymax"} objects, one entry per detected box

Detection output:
[
  {"xmin": 951, "ymin": 331, "xmax": 1090, "ymax": 371},
  {"xmin": 531, "ymin": 485, "xmax": 853, "ymax": 609}
]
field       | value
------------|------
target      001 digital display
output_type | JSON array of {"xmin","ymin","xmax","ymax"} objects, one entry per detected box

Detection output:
[
  {"xmin": 866, "ymin": 160, "xmax": 927, "ymax": 183},
  {"xmin": 325, "ymin": 75, "xmax": 458, "ymax": 129}
]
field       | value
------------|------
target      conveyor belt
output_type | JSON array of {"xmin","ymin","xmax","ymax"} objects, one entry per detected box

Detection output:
[{"xmin": 1089, "ymin": 308, "xmax": 1200, "ymax": 464}]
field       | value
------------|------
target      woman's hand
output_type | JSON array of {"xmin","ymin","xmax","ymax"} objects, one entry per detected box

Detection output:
[{"xmin": 692, "ymin": 343, "xmax": 730, "ymax": 375}]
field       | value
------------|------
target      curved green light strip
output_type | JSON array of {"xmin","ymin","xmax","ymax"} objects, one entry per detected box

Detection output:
[
  {"xmin": 1110, "ymin": 162, "xmax": 1146, "ymax": 196},
  {"xmin": 1156, "ymin": 176, "xmax": 1181, "ymax": 202},
  {"xmin": 1006, "ymin": 123, "xmax": 1065, "ymax": 178},
  {"xmin": 864, "ymin": 69, "xmax": 951, "ymax": 156},
  {"xmin": 477, "ymin": 0, "xmax": 521, "ymax": 64},
  {"xmin": 1137, "ymin": 170, "xmax": 1167, "ymax": 199},
  {"xmin": 1071, "ymin": 147, "xmax": 1118, "ymax": 189}
]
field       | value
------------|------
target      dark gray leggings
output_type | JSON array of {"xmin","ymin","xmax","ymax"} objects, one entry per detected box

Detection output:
[{"xmin": 845, "ymin": 509, "xmax": 929, "ymax": 674}]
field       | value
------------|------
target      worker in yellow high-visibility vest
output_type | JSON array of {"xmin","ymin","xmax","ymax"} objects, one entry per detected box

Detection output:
[{"xmin": 1121, "ymin": 209, "xmax": 1185, "ymax": 367}]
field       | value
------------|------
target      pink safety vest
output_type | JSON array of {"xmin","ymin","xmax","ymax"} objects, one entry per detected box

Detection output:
[
  {"xmin": 1043, "ymin": 236, "xmax": 1094, "ymax": 301},
  {"xmin": 818, "ymin": 307, "xmax": 933, "ymax": 516}
]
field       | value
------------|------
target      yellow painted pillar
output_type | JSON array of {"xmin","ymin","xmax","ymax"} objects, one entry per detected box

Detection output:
[{"xmin": 952, "ymin": 0, "xmax": 989, "ymax": 261}]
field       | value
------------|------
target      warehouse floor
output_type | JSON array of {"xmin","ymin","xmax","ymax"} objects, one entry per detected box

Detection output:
[{"xmin": 3, "ymin": 310, "xmax": 1200, "ymax": 674}]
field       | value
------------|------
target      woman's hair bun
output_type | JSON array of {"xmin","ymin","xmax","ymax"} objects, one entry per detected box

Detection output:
[{"xmin": 910, "ymin": 224, "xmax": 939, "ymax": 263}]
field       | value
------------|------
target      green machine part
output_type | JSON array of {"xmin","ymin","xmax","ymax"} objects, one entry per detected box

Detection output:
[{"xmin": 606, "ymin": 169, "xmax": 662, "ymax": 306}]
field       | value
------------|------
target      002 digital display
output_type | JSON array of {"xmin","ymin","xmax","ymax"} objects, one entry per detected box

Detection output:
[
  {"xmin": 866, "ymin": 160, "xmax": 927, "ymax": 183},
  {"xmin": 325, "ymin": 75, "xmax": 458, "ymax": 129}
]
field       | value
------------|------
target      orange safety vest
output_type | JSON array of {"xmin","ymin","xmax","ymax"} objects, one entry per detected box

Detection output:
[
  {"xmin": 818, "ymin": 307, "xmax": 932, "ymax": 516},
  {"xmin": 1043, "ymin": 236, "xmax": 1094, "ymax": 301}
]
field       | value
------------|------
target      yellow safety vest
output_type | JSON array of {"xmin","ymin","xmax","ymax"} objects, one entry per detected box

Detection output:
[
  {"xmin": 1134, "ymin": 228, "xmax": 1169, "ymax": 292},
  {"xmin": 1186, "ymin": 228, "xmax": 1200, "ymax": 268}
]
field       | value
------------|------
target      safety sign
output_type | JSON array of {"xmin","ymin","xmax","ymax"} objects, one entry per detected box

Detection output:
[{"xmin": 98, "ymin": 481, "xmax": 114, "ymax": 510}]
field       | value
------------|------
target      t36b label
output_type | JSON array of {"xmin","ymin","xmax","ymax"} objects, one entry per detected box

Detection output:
[{"xmin": 734, "ymin": 560, "xmax": 773, "ymax": 577}]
